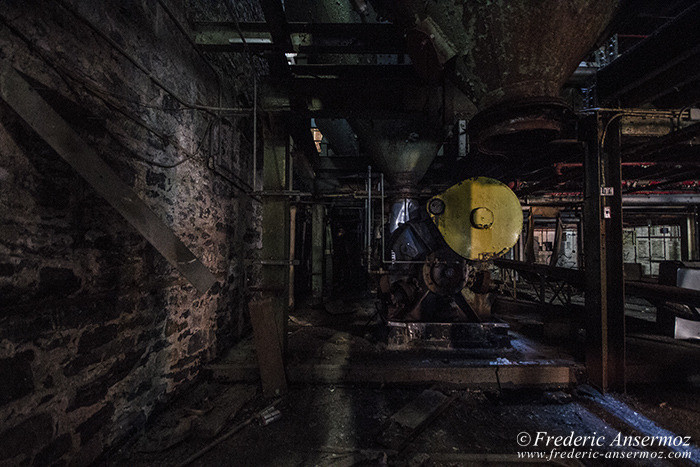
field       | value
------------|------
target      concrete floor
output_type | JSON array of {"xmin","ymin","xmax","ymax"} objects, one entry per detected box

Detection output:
[
  {"xmin": 107, "ymin": 297, "xmax": 700, "ymax": 466},
  {"xmin": 110, "ymin": 383, "xmax": 700, "ymax": 466}
]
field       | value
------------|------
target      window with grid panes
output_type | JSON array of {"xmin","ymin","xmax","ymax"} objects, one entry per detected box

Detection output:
[{"xmin": 622, "ymin": 225, "xmax": 682, "ymax": 276}]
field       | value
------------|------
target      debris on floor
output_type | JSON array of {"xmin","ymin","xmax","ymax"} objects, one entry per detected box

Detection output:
[
  {"xmin": 111, "ymin": 297, "xmax": 700, "ymax": 466},
  {"xmin": 131, "ymin": 383, "xmax": 257, "ymax": 453},
  {"xmin": 258, "ymin": 405, "xmax": 282, "ymax": 426},
  {"xmin": 193, "ymin": 384, "xmax": 257, "ymax": 439},
  {"xmin": 114, "ymin": 383, "xmax": 700, "ymax": 466},
  {"xmin": 378, "ymin": 388, "xmax": 457, "ymax": 451},
  {"xmin": 177, "ymin": 398, "xmax": 284, "ymax": 467},
  {"xmin": 543, "ymin": 390, "xmax": 573, "ymax": 405}
]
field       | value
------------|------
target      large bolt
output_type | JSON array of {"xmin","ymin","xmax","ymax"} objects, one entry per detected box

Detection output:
[{"xmin": 428, "ymin": 198, "xmax": 445, "ymax": 215}]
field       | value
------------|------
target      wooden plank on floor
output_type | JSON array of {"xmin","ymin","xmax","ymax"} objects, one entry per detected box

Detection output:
[
  {"xmin": 208, "ymin": 362, "xmax": 573, "ymax": 387},
  {"xmin": 0, "ymin": 62, "xmax": 217, "ymax": 293},
  {"xmin": 378, "ymin": 389, "xmax": 457, "ymax": 451},
  {"xmin": 249, "ymin": 299, "xmax": 288, "ymax": 396}
]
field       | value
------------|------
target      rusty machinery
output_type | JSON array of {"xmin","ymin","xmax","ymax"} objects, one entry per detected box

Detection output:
[
  {"xmin": 378, "ymin": 177, "xmax": 522, "ymax": 326},
  {"xmin": 281, "ymin": 0, "xmax": 621, "ymax": 346}
]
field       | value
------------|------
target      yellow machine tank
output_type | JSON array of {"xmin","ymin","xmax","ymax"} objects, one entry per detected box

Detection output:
[
  {"xmin": 427, "ymin": 177, "xmax": 523, "ymax": 261},
  {"xmin": 379, "ymin": 177, "xmax": 522, "ymax": 325}
]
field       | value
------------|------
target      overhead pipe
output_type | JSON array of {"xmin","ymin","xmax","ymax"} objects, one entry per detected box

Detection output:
[{"xmin": 523, "ymin": 193, "xmax": 700, "ymax": 206}]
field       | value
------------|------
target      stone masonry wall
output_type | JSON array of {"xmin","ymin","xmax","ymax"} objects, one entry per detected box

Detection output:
[{"xmin": 0, "ymin": 0, "xmax": 261, "ymax": 464}]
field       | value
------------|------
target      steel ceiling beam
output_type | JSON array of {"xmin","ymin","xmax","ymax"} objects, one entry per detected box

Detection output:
[
  {"xmin": 289, "ymin": 64, "xmax": 419, "ymax": 82},
  {"xmin": 258, "ymin": 0, "xmax": 293, "ymax": 78},
  {"xmin": 597, "ymin": 2, "xmax": 700, "ymax": 107},
  {"xmin": 193, "ymin": 21, "xmax": 406, "ymax": 54},
  {"xmin": 262, "ymin": 79, "xmax": 445, "ymax": 119},
  {"xmin": 254, "ymin": 1, "xmax": 322, "ymax": 180}
]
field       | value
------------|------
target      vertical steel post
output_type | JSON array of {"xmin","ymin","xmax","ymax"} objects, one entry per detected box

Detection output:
[
  {"xmin": 367, "ymin": 165, "xmax": 372, "ymax": 272},
  {"xmin": 311, "ymin": 203, "xmax": 325, "ymax": 300},
  {"xmin": 582, "ymin": 112, "xmax": 626, "ymax": 392},
  {"xmin": 324, "ymin": 215, "xmax": 334, "ymax": 294},
  {"xmin": 695, "ymin": 207, "xmax": 700, "ymax": 260},
  {"xmin": 289, "ymin": 205, "xmax": 297, "ymax": 309},
  {"xmin": 252, "ymin": 76, "xmax": 258, "ymax": 192},
  {"xmin": 685, "ymin": 214, "xmax": 696, "ymax": 260},
  {"xmin": 381, "ymin": 173, "xmax": 385, "ymax": 265},
  {"xmin": 525, "ymin": 209, "xmax": 536, "ymax": 263}
]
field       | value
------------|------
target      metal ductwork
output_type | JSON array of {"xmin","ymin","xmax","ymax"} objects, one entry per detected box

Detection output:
[
  {"xmin": 394, "ymin": 0, "xmax": 620, "ymax": 154},
  {"xmin": 352, "ymin": 119, "xmax": 441, "ymax": 193},
  {"xmin": 286, "ymin": 0, "xmax": 443, "ymax": 193},
  {"xmin": 314, "ymin": 119, "xmax": 360, "ymax": 157}
]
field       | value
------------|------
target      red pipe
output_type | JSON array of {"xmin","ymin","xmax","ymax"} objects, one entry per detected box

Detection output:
[
  {"xmin": 555, "ymin": 162, "xmax": 659, "ymax": 169},
  {"xmin": 554, "ymin": 161, "xmax": 660, "ymax": 176}
]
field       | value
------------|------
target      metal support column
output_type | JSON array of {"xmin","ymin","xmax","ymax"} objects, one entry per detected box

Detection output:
[
  {"xmin": 311, "ymin": 203, "xmax": 325, "ymax": 300},
  {"xmin": 324, "ymin": 219, "xmax": 334, "ymax": 294},
  {"xmin": 684, "ymin": 213, "xmax": 696, "ymax": 261},
  {"xmin": 524, "ymin": 209, "xmax": 536, "ymax": 263},
  {"xmin": 289, "ymin": 205, "xmax": 297, "ymax": 309},
  {"xmin": 582, "ymin": 112, "xmax": 626, "ymax": 392},
  {"xmin": 695, "ymin": 207, "xmax": 700, "ymax": 261}
]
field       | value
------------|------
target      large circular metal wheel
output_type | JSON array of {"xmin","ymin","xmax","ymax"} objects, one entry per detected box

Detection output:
[{"xmin": 422, "ymin": 251, "xmax": 468, "ymax": 296}]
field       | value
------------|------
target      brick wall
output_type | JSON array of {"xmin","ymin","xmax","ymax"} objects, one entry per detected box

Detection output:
[{"xmin": 0, "ymin": 1, "xmax": 261, "ymax": 463}]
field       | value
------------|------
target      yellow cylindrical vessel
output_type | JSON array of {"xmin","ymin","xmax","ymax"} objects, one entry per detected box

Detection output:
[{"xmin": 428, "ymin": 177, "xmax": 522, "ymax": 261}]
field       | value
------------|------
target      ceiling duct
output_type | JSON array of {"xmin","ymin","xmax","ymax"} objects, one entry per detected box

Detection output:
[
  {"xmin": 285, "ymin": 0, "xmax": 443, "ymax": 192},
  {"xmin": 314, "ymin": 119, "xmax": 359, "ymax": 157}
]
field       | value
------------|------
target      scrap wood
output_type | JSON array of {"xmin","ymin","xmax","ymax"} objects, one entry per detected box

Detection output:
[
  {"xmin": 377, "ymin": 389, "xmax": 459, "ymax": 452},
  {"xmin": 176, "ymin": 398, "xmax": 283, "ymax": 467},
  {"xmin": 250, "ymin": 299, "xmax": 288, "ymax": 396},
  {"xmin": 289, "ymin": 315, "xmax": 314, "ymax": 326},
  {"xmin": 193, "ymin": 384, "xmax": 257, "ymax": 438}
]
